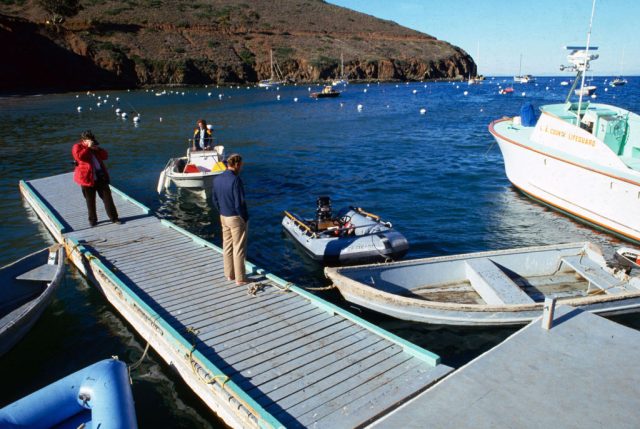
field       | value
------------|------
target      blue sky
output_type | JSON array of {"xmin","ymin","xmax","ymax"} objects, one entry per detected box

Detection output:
[{"xmin": 328, "ymin": 0, "xmax": 638, "ymax": 76}]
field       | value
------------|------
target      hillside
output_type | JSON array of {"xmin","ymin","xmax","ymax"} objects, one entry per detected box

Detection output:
[{"xmin": 0, "ymin": 0, "xmax": 476, "ymax": 92}]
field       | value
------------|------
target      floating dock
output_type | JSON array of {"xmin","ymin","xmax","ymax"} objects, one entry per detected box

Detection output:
[
  {"xmin": 371, "ymin": 305, "xmax": 640, "ymax": 428},
  {"xmin": 19, "ymin": 173, "xmax": 452, "ymax": 429}
]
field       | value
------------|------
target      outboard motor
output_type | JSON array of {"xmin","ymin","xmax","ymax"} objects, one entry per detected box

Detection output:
[{"xmin": 316, "ymin": 196, "xmax": 332, "ymax": 223}]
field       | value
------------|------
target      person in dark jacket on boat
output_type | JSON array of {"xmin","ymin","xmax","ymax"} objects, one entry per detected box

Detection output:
[
  {"xmin": 72, "ymin": 130, "xmax": 120, "ymax": 227},
  {"xmin": 193, "ymin": 119, "xmax": 213, "ymax": 151},
  {"xmin": 212, "ymin": 154, "xmax": 249, "ymax": 285}
]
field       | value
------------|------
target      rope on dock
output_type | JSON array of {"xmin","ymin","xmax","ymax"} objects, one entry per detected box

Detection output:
[
  {"xmin": 269, "ymin": 281, "xmax": 292, "ymax": 293},
  {"xmin": 189, "ymin": 344, "xmax": 229, "ymax": 387},
  {"xmin": 128, "ymin": 313, "xmax": 163, "ymax": 381},
  {"xmin": 247, "ymin": 282, "xmax": 266, "ymax": 296},
  {"xmin": 301, "ymin": 284, "xmax": 336, "ymax": 291},
  {"xmin": 129, "ymin": 342, "xmax": 151, "ymax": 372},
  {"xmin": 93, "ymin": 236, "xmax": 155, "ymax": 248},
  {"xmin": 186, "ymin": 327, "xmax": 230, "ymax": 388}
]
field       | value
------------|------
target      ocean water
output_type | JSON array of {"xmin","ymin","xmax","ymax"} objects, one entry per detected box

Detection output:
[{"xmin": 1, "ymin": 78, "xmax": 640, "ymax": 427}]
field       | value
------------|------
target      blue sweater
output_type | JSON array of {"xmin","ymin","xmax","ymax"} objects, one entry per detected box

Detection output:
[{"xmin": 212, "ymin": 169, "xmax": 249, "ymax": 221}]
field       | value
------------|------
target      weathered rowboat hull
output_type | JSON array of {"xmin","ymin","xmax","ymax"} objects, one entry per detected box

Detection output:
[
  {"xmin": 0, "ymin": 246, "xmax": 65, "ymax": 356},
  {"xmin": 325, "ymin": 242, "xmax": 640, "ymax": 326}
]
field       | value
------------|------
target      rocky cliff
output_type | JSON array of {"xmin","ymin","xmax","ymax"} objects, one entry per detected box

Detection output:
[{"xmin": 0, "ymin": 0, "xmax": 476, "ymax": 92}]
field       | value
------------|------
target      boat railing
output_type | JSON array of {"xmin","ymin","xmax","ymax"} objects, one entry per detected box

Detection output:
[
  {"xmin": 284, "ymin": 211, "xmax": 317, "ymax": 237},
  {"xmin": 284, "ymin": 210, "xmax": 390, "ymax": 238},
  {"xmin": 352, "ymin": 206, "xmax": 380, "ymax": 220}
]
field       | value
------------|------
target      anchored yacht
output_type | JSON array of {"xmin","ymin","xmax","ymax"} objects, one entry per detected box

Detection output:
[{"xmin": 489, "ymin": 45, "xmax": 640, "ymax": 243}]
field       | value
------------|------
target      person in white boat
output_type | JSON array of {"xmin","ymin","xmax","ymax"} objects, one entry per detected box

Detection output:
[
  {"xmin": 212, "ymin": 154, "xmax": 250, "ymax": 286},
  {"xmin": 192, "ymin": 119, "xmax": 213, "ymax": 151}
]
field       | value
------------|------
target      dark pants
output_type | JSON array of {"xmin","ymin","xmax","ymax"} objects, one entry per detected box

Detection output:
[{"xmin": 81, "ymin": 179, "xmax": 119, "ymax": 225}]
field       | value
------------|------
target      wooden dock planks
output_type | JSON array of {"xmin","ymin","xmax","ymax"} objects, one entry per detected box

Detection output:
[{"xmin": 20, "ymin": 173, "xmax": 452, "ymax": 429}]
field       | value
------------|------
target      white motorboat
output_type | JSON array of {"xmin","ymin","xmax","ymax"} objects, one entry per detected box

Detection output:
[
  {"xmin": 574, "ymin": 84, "xmax": 597, "ymax": 96},
  {"xmin": 157, "ymin": 146, "xmax": 226, "ymax": 193},
  {"xmin": 489, "ymin": 31, "xmax": 640, "ymax": 243},
  {"xmin": 614, "ymin": 247, "xmax": 640, "ymax": 271},
  {"xmin": 609, "ymin": 77, "xmax": 627, "ymax": 87},
  {"xmin": 514, "ymin": 74, "xmax": 535, "ymax": 84}
]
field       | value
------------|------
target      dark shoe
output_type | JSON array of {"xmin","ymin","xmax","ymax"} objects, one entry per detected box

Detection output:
[
  {"xmin": 113, "ymin": 220, "xmax": 122, "ymax": 225},
  {"xmin": 90, "ymin": 222, "xmax": 97, "ymax": 227}
]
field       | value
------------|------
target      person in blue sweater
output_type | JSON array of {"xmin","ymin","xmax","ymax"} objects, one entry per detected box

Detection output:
[{"xmin": 212, "ymin": 154, "xmax": 250, "ymax": 285}]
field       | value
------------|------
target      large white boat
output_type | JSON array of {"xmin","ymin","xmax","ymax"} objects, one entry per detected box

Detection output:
[{"xmin": 489, "ymin": 44, "xmax": 640, "ymax": 243}]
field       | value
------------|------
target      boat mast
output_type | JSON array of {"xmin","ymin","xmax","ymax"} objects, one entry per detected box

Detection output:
[
  {"xmin": 518, "ymin": 54, "xmax": 522, "ymax": 77},
  {"xmin": 577, "ymin": 0, "xmax": 597, "ymax": 120},
  {"xmin": 270, "ymin": 49, "xmax": 274, "ymax": 81},
  {"xmin": 341, "ymin": 52, "xmax": 344, "ymax": 79},
  {"xmin": 477, "ymin": 41, "xmax": 480, "ymax": 77}
]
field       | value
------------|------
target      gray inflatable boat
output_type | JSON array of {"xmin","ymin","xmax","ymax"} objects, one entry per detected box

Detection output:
[{"xmin": 282, "ymin": 197, "xmax": 409, "ymax": 265}]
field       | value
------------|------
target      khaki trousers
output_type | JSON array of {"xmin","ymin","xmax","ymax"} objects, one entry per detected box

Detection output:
[{"xmin": 220, "ymin": 215, "xmax": 248, "ymax": 282}]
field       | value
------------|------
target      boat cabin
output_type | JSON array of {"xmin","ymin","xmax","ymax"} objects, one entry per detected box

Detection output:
[{"xmin": 539, "ymin": 102, "xmax": 640, "ymax": 171}]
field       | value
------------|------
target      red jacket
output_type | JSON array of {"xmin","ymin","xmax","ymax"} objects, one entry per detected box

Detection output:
[{"xmin": 72, "ymin": 141, "xmax": 110, "ymax": 187}]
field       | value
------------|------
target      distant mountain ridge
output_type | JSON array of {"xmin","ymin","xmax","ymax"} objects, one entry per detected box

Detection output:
[{"xmin": 0, "ymin": 0, "xmax": 476, "ymax": 92}]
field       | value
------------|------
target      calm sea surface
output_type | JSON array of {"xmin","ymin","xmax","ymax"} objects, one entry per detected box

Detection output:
[{"xmin": 1, "ymin": 78, "xmax": 640, "ymax": 427}]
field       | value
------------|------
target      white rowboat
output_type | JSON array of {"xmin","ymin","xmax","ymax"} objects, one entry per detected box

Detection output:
[{"xmin": 325, "ymin": 242, "xmax": 640, "ymax": 326}]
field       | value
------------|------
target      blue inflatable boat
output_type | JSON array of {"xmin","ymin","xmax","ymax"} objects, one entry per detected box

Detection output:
[{"xmin": 0, "ymin": 359, "xmax": 137, "ymax": 428}]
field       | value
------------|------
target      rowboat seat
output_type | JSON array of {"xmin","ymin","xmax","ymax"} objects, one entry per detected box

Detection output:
[
  {"xmin": 16, "ymin": 264, "xmax": 58, "ymax": 282},
  {"xmin": 560, "ymin": 255, "xmax": 627, "ymax": 294},
  {"xmin": 465, "ymin": 258, "xmax": 535, "ymax": 305}
]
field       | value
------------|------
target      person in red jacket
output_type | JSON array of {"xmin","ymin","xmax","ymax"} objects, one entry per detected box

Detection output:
[{"xmin": 72, "ymin": 130, "xmax": 120, "ymax": 227}]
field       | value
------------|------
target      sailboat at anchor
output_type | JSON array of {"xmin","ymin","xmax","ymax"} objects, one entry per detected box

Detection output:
[
  {"xmin": 258, "ymin": 49, "xmax": 284, "ymax": 88},
  {"xmin": 332, "ymin": 52, "xmax": 348, "ymax": 86}
]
